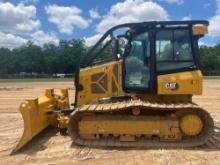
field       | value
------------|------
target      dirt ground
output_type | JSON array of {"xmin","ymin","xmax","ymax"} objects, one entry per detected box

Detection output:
[{"xmin": 0, "ymin": 80, "xmax": 220, "ymax": 165}]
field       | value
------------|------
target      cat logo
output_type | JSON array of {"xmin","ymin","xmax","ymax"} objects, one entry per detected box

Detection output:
[{"xmin": 165, "ymin": 82, "xmax": 179, "ymax": 90}]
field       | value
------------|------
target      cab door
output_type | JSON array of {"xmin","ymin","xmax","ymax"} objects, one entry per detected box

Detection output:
[{"xmin": 123, "ymin": 31, "xmax": 155, "ymax": 93}]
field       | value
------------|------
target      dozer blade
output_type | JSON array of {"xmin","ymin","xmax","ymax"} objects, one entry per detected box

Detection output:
[{"xmin": 11, "ymin": 89, "xmax": 69, "ymax": 154}]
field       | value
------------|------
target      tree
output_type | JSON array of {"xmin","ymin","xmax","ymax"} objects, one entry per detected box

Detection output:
[
  {"xmin": 0, "ymin": 38, "xmax": 220, "ymax": 76},
  {"xmin": 0, "ymin": 47, "xmax": 12, "ymax": 74},
  {"xmin": 200, "ymin": 44, "xmax": 220, "ymax": 73}
]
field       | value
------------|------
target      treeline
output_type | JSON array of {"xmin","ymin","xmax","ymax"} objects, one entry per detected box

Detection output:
[
  {"xmin": 200, "ymin": 43, "xmax": 220, "ymax": 75},
  {"xmin": 0, "ymin": 39, "xmax": 86, "ymax": 75},
  {"xmin": 0, "ymin": 39, "xmax": 220, "ymax": 76}
]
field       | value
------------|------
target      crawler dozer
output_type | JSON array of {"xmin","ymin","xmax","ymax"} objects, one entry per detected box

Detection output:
[{"xmin": 12, "ymin": 20, "xmax": 214, "ymax": 153}]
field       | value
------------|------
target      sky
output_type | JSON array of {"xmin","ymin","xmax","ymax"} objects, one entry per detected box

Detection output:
[{"xmin": 0, "ymin": 0, "xmax": 219, "ymax": 49}]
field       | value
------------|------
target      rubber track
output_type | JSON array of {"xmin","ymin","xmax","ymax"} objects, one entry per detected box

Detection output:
[{"xmin": 68, "ymin": 100, "xmax": 214, "ymax": 148}]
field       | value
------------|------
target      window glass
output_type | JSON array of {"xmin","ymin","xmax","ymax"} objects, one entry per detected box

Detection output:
[
  {"xmin": 156, "ymin": 29, "xmax": 194, "ymax": 71},
  {"xmin": 174, "ymin": 30, "xmax": 193, "ymax": 61},
  {"xmin": 156, "ymin": 31, "xmax": 173, "ymax": 61},
  {"xmin": 85, "ymin": 34, "xmax": 118, "ymax": 67},
  {"xmin": 90, "ymin": 39, "xmax": 116, "ymax": 66},
  {"xmin": 124, "ymin": 32, "xmax": 150, "ymax": 89}
]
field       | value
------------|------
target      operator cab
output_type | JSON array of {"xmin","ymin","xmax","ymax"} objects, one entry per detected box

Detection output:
[
  {"xmin": 123, "ymin": 25, "xmax": 199, "ymax": 93},
  {"xmin": 80, "ymin": 21, "xmax": 208, "ymax": 95}
]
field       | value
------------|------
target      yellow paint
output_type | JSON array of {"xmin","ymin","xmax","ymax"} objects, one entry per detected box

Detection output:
[
  {"xmin": 77, "ymin": 60, "xmax": 203, "ymax": 104},
  {"xmin": 157, "ymin": 70, "xmax": 203, "ymax": 95},
  {"xmin": 77, "ymin": 60, "xmax": 123, "ymax": 106},
  {"xmin": 192, "ymin": 24, "xmax": 208, "ymax": 35},
  {"xmin": 135, "ymin": 94, "xmax": 192, "ymax": 102},
  {"xmin": 180, "ymin": 114, "xmax": 203, "ymax": 136},
  {"xmin": 79, "ymin": 116, "xmax": 181, "ymax": 141},
  {"xmin": 12, "ymin": 89, "xmax": 69, "ymax": 154}
]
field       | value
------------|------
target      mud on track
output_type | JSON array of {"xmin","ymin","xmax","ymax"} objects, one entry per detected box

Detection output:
[{"xmin": 0, "ymin": 80, "xmax": 220, "ymax": 165}]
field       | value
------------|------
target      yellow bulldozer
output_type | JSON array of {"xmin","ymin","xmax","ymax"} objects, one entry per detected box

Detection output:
[{"xmin": 12, "ymin": 20, "xmax": 214, "ymax": 153}]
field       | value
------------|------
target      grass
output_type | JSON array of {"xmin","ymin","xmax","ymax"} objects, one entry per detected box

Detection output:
[
  {"xmin": 0, "ymin": 78, "xmax": 74, "ymax": 83},
  {"xmin": 204, "ymin": 76, "xmax": 220, "ymax": 79}
]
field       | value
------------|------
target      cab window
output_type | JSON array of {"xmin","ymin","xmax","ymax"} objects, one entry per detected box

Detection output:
[
  {"xmin": 124, "ymin": 32, "xmax": 150, "ymax": 89},
  {"xmin": 156, "ymin": 29, "xmax": 194, "ymax": 71}
]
